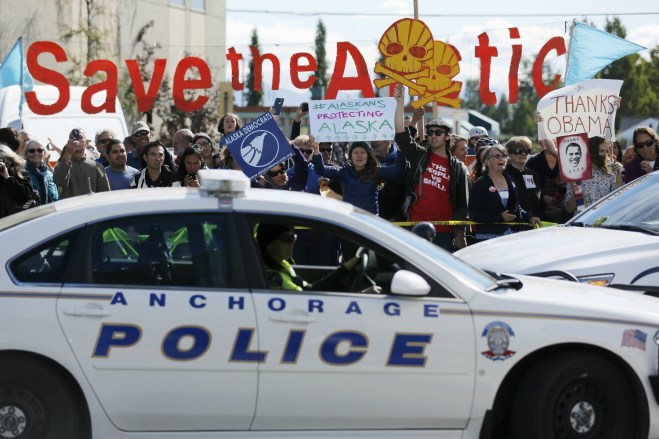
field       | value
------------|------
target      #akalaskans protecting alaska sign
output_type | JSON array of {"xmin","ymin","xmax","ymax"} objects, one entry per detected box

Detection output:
[{"xmin": 309, "ymin": 97, "xmax": 396, "ymax": 142}]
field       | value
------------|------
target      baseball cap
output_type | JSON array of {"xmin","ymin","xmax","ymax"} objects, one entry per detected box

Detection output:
[
  {"xmin": 476, "ymin": 137, "xmax": 500, "ymax": 149},
  {"xmin": 425, "ymin": 119, "xmax": 452, "ymax": 133},
  {"xmin": 132, "ymin": 121, "xmax": 150, "ymax": 135},
  {"xmin": 469, "ymin": 126, "xmax": 488, "ymax": 139}
]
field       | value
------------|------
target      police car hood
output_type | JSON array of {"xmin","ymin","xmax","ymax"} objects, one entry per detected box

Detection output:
[
  {"xmin": 456, "ymin": 225, "xmax": 653, "ymax": 276},
  {"xmin": 476, "ymin": 273, "xmax": 659, "ymax": 326}
]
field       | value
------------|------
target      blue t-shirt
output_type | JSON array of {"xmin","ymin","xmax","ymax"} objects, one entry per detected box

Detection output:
[{"xmin": 105, "ymin": 166, "xmax": 140, "ymax": 190}]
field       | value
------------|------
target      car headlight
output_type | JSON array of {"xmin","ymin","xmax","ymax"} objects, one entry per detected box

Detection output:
[{"xmin": 576, "ymin": 273, "xmax": 615, "ymax": 287}]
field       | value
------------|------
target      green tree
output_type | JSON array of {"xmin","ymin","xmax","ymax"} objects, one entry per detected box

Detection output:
[
  {"xmin": 246, "ymin": 29, "xmax": 263, "ymax": 106},
  {"xmin": 312, "ymin": 20, "xmax": 328, "ymax": 100}
]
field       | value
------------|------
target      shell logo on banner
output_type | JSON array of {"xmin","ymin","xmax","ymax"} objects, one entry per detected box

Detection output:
[{"xmin": 373, "ymin": 18, "xmax": 462, "ymax": 109}]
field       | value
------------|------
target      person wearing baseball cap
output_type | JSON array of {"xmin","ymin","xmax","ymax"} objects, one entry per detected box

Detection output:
[
  {"xmin": 126, "ymin": 121, "xmax": 175, "ymax": 171},
  {"xmin": 393, "ymin": 84, "xmax": 469, "ymax": 252},
  {"xmin": 468, "ymin": 126, "xmax": 488, "ymax": 155}
]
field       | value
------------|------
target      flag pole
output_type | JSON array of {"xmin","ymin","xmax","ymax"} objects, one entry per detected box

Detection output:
[
  {"xmin": 18, "ymin": 36, "xmax": 24, "ymax": 120},
  {"xmin": 564, "ymin": 20, "xmax": 576, "ymax": 87}
]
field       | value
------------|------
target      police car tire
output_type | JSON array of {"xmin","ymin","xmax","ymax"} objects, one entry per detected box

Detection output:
[
  {"xmin": 0, "ymin": 358, "xmax": 86, "ymax": 439},
  {"xmin": 510, "ymin": 352, "xmax": 635, "ymax": 439}
]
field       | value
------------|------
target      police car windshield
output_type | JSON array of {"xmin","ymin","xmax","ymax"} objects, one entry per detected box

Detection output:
[
  {"xmin": 352, "ymin": 211, "xmax": 496, "ymax": 289},
  {"xmin": 0, "ymin": 203, "xmax": 56, "ymax": 232},
  {"xmin": 570, "ymin": 172, "xmax": 659, "ymax": 233}
]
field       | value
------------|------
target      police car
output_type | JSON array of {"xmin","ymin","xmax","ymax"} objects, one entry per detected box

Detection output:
[
  {"xmin": 1, "ymin": 170, "xmax": 659, "ymax": 439},
  {"xmin": 456, "ymin": 170, "xmax": 659, "ymax": 295}
]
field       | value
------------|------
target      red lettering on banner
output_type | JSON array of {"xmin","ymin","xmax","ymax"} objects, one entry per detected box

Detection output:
[
  {"xmin": 226, "ymin": 47, "xmax": 245, "ymax": 91},
  {"xmin": 125, "ymin": 58, "xmax": 167, "ymax": 113},
  {"xmin": 508, "ymin": 28, "xmax": 522, "ymax": 104},
  {"xmin": 290, "ymin": 52, "xmax": 317, "ymax": 89},
  {"xmin": 475, "ymin": 32, "xmax": 498, "ymax": 106},
  {"xmin": 250, "ymin": 45, "xmax": 280, "ymax": 91},
  {"xmin": 25, "ymin": 41, "xmax": 70, "ymax": 115},
  {"xmin": 325, "ymin": 42, "xmax": 374, "ymax": 99},
  {"xmin": 82, "ymin": 60, "xmax": 117, "ymax": 113},
  {"xmin": 173, "ymin": 57, "xmax": 211, "ymax": 112},
  {"xmin": 532, "ymin": 36, "xmax": 566, "ymax": 98}
]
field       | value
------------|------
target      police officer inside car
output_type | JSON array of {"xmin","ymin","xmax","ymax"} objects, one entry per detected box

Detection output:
[{"xmin": 256, "ymin": 223, "xmax": 381, "ymax": 293}]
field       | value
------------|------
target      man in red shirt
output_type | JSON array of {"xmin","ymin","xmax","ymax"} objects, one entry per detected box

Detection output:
[{"xmin": 393, "ymin": 84, "xmax": 469, "ymax": 252}]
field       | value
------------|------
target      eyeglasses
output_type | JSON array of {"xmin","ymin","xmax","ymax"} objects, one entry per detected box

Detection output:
[
  {"xmin": 97, "ymin": 138, "xmax": 111, "ymax": 145},
  {"xmin": 487, "ymin": 154, "xmax": 508, "ymax": 160},
  {"xmin": 319, "ymin": 148, "xmax": 332, "ymax": 152},
  {"xmin": 133, "ymin": 130, "xmax": 150, "ymax": 138},
  {"xmin": 635, "ymin": 139, "xmax": 655, "ymax": 149},
  {"xmin": 277, "ymin": 233, "xmax": 297, "ymax": 243},
  {"xmin": 27, "ymin": 149, "xmax": 44, "ymax": 154},
  {"xmin": 427, "ymin": 129, "xmax": 447, "ymax": 137},
  {"xmin": 510, "ymin": 148, "xmax": 531, "ymax": 155},
  {"xmin": 302, "ymin": 149, "xmax": 313, "ymax": 155},
  {"xmin": 197, "ymin": 140, "xmax": 211, "ymax": 146},
  {"xmin": 267, "ymin": 168, "xmax": 286, "ymax": 176}
]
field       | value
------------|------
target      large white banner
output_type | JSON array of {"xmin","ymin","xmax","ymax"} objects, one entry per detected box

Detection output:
[
  {"xmin": 537, "ymin": 79, "xmax": 623, "ymax": 141},
  {"xmin": 309, "ymin": 97, "xmax": 396, "ymax": 142}
]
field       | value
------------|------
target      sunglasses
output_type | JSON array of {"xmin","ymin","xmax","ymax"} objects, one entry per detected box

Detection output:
[
  {"xmin": 133, "ymin": 130, "xmax": 150, "ymax": 138},
  {"xmin": 27, "ymin": 149, "xmax": 44, "ymax": 154},
  {"xmin": 487, "ymin": 153, "xmax": 508, "ymax": 160},
  {"xmin": 268, "ymin": 168, "xmax": 286, "ymax": 176},
  {"xmin": 510, "ymin": 148, "xmax": 531, "ymax": 155},
  {"xmin": 277, "ymin": 232, "xmax": 297, "ymax": 243},
  {"xmin": 635, "ymin": 139, "xmax": 655, "ymax": 149},
  {"xmin": 319, "ymin": 148, "xmax": 332, "ymax": 152},
  {"xmin": 302, "ymin": 149, "xmax": 313, "ymax": 154},
  {"xmin": 427, "ymin": 129, "xmax": 447, "ymax": 137}
]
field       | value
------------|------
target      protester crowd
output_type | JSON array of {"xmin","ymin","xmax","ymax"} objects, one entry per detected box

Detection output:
[{"xmin": 0, "ymin": 83, "xmax": 657, "ymax": 254}]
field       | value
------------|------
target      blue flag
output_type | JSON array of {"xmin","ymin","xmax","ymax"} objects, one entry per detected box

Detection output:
[
  {"xmin": 565, "ymin": 22, "xmax": 646, "ymax": 86},
  {"xmin": 224, "ymin": 112, "xmax": 293, "ymax": 180},
  {"xmin": 0, "ymin": 37, "xmax": 35, "ymax": 117}
]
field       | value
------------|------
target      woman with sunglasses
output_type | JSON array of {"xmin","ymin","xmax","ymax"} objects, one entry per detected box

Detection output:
[
  {"xmin": 263, "ymin": 140, "xmax": 309, "ymax": 192},
  {"xmin": 23, "ymin": 139, "xmax": 59, "ymax": 204},
  {"xmin": 623, "ymin": 126, "xmax": 659, "ymax": 183},
  {"xmin": 504, "ymin": 137, "xmax": 541, "ymax": 223},
  {"xmin": 0, "ymin": 145, "xmax": 37, "ymax": 218},
  {"xmin": 468, "ymin": 144, "xmax": 540, "ymax": 243}
]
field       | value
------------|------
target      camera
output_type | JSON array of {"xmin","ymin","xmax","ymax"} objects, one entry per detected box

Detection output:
[
  {"xmin": 186, "ymin": 172, "xmax": 197, "ymax": 179},
  {"xmin": 300, "ymin": 102, "xmax": 309, "ymax": 112},
  {"xmin": 70, "ymin": 129, "xmax": 82, "ymax": 141}
]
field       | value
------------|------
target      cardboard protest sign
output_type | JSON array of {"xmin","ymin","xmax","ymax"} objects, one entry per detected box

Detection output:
[
  {"xmin": 536, "ymin": 79, "xmax": 622, "ymax": 141},
  {"xmin": 557, "ymin": 132, "xmax": 592, "ymax": 183},
  {"xmin": 309, "ymin": 97, "xmax": 396, "ymax": 142},
  {"xmin": 224, "ymin": 112, "xmax": 293, "ymax": 180}
]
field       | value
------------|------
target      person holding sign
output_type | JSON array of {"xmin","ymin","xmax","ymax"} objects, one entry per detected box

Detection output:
[
  {"xmin": 564, "ymin": 136, "xmax": 621, "ymax": 216},
  {"xmin": 393, "ymin": 84, "xmax": 469, "ymax": 252},
  {"xmin": 623, "ymin": 126, "xmax": 659, "ymax": 183},
  {"xmin": 468, "ymin": 145, "xmax": 540, "ymax": 243}
]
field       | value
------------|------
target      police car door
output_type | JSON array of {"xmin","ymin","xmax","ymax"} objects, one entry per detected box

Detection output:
[
  {"xmin": 246, "ymin": 217, "xmax": 475, "ymax": 431},
  {"xmin": 56, "ymin": 214, "xmax": 257, "ymax": 432}
]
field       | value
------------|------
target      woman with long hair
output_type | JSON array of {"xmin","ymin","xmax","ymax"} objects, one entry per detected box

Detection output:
[
  {"xmin": 310, "ymin": 138, "xmax": 406, "ymax": 215},
  {"xmin": 468, "ymin": 145, "xmax": 540, "ymax": 242},
  {"xmin": 565, "ymin": 136, "xmax": 621, "ymax": 216},
  {"xmin": 176, "ymin": 146, "xmax": 207, "ymax": 188},
  {"xmin": 23, "ymin": 139, "xmax": 58, "ymax": 204},
  {"xmin": 0, "ymin": 145, "xmax": 36, "ymax": 218}
]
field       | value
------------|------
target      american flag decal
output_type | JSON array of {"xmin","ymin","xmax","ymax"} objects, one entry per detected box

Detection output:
[{"xmin": 621, "ymin": 329, "xmax": 647, "ymax": 351}]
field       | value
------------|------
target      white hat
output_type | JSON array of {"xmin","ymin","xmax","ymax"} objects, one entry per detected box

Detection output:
[
  {"xmin": 469, "ymin": 126, "xmax": 488, "ymax": 139},
  {"xmin": 426, "ymin": 119, "xmax": 452, "ymax": 133},
  {"xmin": 132, "ymin": 121, "xmax": 150, "ymax": 135}
]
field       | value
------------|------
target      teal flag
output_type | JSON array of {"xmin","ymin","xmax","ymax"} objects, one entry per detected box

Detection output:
[
  {"xmin": 565, "ymin": 22, "xmax": 646, "ymax": 86},
  {"xmin": 0, "ymin": 37, "xmax": 35, "ymax": 117}
]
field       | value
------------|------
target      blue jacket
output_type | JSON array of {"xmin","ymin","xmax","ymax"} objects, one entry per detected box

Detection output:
[
  {"xmin": 25, "ymin": 161, "xmax": 59, "ymax": 204},
  {"xmin": 312, "ymin": 150, "xmax": 406, "ymax": 214}
]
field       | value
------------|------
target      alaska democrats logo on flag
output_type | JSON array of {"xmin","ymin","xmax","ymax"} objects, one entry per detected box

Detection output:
[{"xmin": 224, "ymin": 112, "xmax": 293, "ymax": 180}]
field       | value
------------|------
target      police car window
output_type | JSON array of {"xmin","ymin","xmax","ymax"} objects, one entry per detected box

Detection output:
[
  {"xmin": 248, "ymin": 215, "xmax": 448, "ymax": 296},
  {"xmin": 89, "ymin": 215, "xmax": 231, "ymax": 288},
  {"xmin": 10, "ymin": 231, "xmax": 79, "ymax": 284}
]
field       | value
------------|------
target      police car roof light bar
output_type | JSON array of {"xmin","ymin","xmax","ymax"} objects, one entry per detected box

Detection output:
[{"xmin": 198, "ymin": 169, "xmax": 250, "ymax": 198}]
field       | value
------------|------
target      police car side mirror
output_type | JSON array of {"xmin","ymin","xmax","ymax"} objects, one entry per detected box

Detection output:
[{"xmin": 390, "ymin": 270, "xmax": 431, "ymax": 296}]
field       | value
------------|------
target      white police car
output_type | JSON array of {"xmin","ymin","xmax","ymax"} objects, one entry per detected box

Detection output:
[
  {"xmin": 1, "ymin": 170, "xmax": 659, "ymax": 439},
  {"xmin": 456, "ymin": 170, "xmax": 659, "ymax": 296}
]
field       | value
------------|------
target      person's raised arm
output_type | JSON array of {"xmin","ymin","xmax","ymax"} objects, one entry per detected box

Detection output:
[
  {"xmin": 535, "ymin": 111, "xmax": 558, "ymax": 158},
  {"xmin": 394, "ymin": 84, "xmax": 405, "ymax": 134}
]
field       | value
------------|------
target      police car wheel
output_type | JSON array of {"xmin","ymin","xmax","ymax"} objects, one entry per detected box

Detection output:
[
  {"xmin": 510, "ymin": 352, "xmax": 635, "ymax": 439},
  {"xmin": 0, "ymin": 358, "xmax": 86, "ymax": 439}
]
